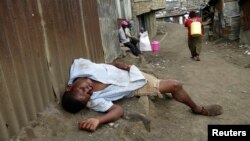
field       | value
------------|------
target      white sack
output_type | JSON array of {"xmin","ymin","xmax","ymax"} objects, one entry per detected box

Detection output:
[{"xmin": 139, "ymin": 31, "xmax": 152, "ymax": 51}]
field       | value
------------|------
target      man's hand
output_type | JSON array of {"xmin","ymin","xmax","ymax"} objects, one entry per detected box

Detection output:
[
  {"xmin": 79, "ymin": 118, "xmax": 100, "ymax": 132},
  {"xmin": 78, "ymin": 105, "xmax": 123, "ymax": 132},
  {"xmin": 111, "ymin": 62, "xmax": 131, "ymax": 71}
]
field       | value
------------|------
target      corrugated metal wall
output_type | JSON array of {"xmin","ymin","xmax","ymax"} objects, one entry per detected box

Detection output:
[
  {"xmin": 97, "ymin": 0, "xmax": 121, "ymax": 63},
  {"xmin": 0, "ymin": 0, "xmax": 104, "ymax": 140},
  {"xmin": 241, "ymin": 1, "xmax": 250, "ymax": 30}
]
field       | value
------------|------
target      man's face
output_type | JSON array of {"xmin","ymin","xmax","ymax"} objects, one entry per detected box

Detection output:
[{"xmin": 68, "ymin": 78, "xmax": 93, "ymax": 103}]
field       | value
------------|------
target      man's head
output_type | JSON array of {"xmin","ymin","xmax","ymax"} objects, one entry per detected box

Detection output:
[
  {"xmin": 127, "ymin": 20, "xmax": 133, "ymax": 28},
  {"xmin": 61, "ymin": 91, "xmax": 86, "ymax": 113},
  {"xmin": 61, "ymin": 78, "xmax": 93, "ymax": 113},
  {"xmin": 140, "ymin": 27, "xmax": 145, "ymax": 33},
  {"xmin": 189, "ymin": 11, "xmax": 196, "ymax": 18},
  {"xmin": 121, "ymin": 20, "xmax": 128, "ymax": 28}
]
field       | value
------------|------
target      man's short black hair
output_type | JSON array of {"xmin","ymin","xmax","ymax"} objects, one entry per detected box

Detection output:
[
  {"xmin": 61, "ymin": 91, "xmax": 86, "ymax": 113},
  {"xmin": 189, "ymin": 11, "xmax": 196, "ymax": 18}
]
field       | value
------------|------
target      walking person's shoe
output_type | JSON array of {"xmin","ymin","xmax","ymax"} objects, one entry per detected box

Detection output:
[
  {"xmin": 195, "ymin": 56, "xmax": 200, "ymax": 61},
  {"xmin": 192, "ymin": 56, "xmax": 200, "ymax": 61},
  {"xmin": 192, "ymin": 56, "xmax": 198, "ymax": 61}
]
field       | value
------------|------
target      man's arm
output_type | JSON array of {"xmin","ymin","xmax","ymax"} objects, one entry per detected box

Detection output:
[
  {"xmin": 110, "ymin": 62, "xmax": 131, "ymax": 71},
  {"xmin": 78, "ymin": 104, "xmax": 123, "ymax": 132},
  {"xmin": 125, "ymin": 28, "xmax": 132, "ymax": 38}
]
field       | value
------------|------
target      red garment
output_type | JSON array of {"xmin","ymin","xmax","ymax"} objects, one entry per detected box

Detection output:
[{"xmin": 184, "ymin": 17, "xmax": 202, "ymax": 37}]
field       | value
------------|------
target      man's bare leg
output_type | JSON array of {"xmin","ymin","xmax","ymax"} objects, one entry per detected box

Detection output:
[{"xmin": 158, "ymin": 79, "xmax": 223, "ymax": 116}]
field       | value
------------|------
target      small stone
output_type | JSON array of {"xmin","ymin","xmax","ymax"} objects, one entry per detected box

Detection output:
[{"xmin": 108, "ymin": 122, "xmax": 115, "ymax": 127}]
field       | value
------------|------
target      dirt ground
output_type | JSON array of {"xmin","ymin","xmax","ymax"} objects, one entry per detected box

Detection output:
[{"xmin": 12, "ymin": 23, "xmax": 250, "ymax": 141}]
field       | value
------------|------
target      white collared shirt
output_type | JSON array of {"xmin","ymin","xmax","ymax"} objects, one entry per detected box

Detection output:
[{"xmin": 68, "ymin": 58, "xmax": 147, "ymax": 112}]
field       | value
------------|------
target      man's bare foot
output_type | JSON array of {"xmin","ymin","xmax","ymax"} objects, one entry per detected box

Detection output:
[{"xmin": 192, "ymin": 105, "xmax": 223, "ymax": 116}]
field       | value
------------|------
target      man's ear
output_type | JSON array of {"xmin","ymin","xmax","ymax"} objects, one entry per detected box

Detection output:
[{"xmin": 65, "ymin": 85, "xmax": 72, "ymax": 91}]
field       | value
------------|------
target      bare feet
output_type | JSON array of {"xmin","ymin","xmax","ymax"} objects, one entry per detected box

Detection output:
[{"xmin": 192, "ymin": 105, "xmax": 223, "ymax": 116}]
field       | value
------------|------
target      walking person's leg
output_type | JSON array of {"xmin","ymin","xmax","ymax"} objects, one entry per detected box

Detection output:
[
  {"xmin": 194, "ymin": 37, "xmax": 202, "ymax": 61},
  {"xmin": 188, "ymin": 38, "xmax": 196, "ymax": 59}
]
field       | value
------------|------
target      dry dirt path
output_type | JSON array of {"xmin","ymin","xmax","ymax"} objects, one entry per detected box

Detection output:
[
  {"xmin": 140, "ymin": 22, "xmax": 250, "ymax": 141},
  {"xmin": 12, "ymin": 23, "xmax": 250, "ymax": 141}
]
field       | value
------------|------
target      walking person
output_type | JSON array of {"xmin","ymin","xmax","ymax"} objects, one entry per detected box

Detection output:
[{"xmin": 184, "ymin": 11, "xmax": 203, "ymax": 61}]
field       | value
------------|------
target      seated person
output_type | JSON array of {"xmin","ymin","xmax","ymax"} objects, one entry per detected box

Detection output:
[
  {"xmin": 62, "ymin": 58, "xmax": 223, "ymax": 132},
  {"xmin": 118, "ymin": 20, "xmax": 141, "ymax": 57},
  {"xmin": 125, "ymin": 21, "xmax": 139, "ymax": 46}
]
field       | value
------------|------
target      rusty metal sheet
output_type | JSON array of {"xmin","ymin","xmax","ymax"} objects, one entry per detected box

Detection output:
[
  {"xmin": 81, "ymin": 0, "xmax": 104, "ymax": 63},
  {"xmin": 241, "ymin": 1, "xmax": 250, "ymax": 30},
  {"xmin": 0, "ymin": 0, "xmax": 104, "ymax": 140}
]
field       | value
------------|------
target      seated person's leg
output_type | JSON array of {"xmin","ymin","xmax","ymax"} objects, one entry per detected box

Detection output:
[
  {"xmin": 131, "ymin": 37, "xmax": 139, "ymax": 46},
  {"xmin": 124, "ymin": 42, "xmax": 140, "ymax": 56}
]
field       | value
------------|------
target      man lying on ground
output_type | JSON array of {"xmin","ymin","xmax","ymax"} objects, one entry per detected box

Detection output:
[{"xmin": 61, "ymin": 58, "xmax": 223, "ymax": 132}]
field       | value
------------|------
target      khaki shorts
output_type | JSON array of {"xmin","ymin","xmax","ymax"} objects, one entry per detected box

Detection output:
[{"xmin": 133, "ymin": 72, "xmax": 161, "ymax": 97}]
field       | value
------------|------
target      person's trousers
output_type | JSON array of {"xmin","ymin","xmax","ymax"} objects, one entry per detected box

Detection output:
[
  {"xmin": 188, "ymin": 36, "xmax": 202, "ymax": 57},
  {"xmin": 130, "ymin": 37, "xmax": 139, "ymax": 47},
  {"xmin": 124, "ymin": 42, "xmax": 141, "ymax": 56}
]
